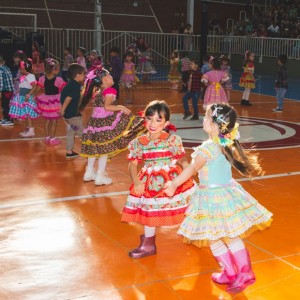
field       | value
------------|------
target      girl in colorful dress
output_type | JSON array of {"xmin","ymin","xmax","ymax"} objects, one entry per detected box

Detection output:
[
  {"xmin": 119, "ymin": 52, "xmax": 136, "ymax": 104},
  {"xmin": 121, "ymin": 100, "xmax": 195, "ymax": 259},
  {"xmin": 32, "ymin": 41, "xmax": 44, "ymax": 80},
  {"xmin": 80, "ymin": 66, "xmax": 145, "ymax": 186},
  {"xmin": 136, "ymin": 46, "xmax": 156, "ymax": 83},
  {"xmin": 9, "ymin": 59, "xmax": 39, "ymax": 137},
  {"xmin": 220, "ymin": 55, "xmax": 232, "ymax": 101},
  {"xmin": 35, "ymin": 58, "xmax": 66, "ymax": 145},
  {"xmin": 201, "ymin": 56, "xmax": 229, "ymax": 110},
  {"xmin": 239, "ymin": 50, "xmax": 255, "ymax": 106},
  {"xmin": 168, "ymin": 50, "xmax": 181, "ymax": 90},
  {"xmin": 87, "ymin": 49, "xmax": 102, "ymax": 72},
  {"xmin": 76, "ymin": 47, "xmax": 87, "ymax": 72},
  {"xmin": 164, "ymin": 103, "xmax": 273, "ymax": 294}
]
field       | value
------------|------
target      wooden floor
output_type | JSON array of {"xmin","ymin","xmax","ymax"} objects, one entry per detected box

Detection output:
[{"xmin": 1, "ymin": 85, "xmax": 300, "ymax": 300}]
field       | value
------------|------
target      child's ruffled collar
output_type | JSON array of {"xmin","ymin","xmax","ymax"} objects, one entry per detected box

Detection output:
[{"xmin": 138, "ymin": 131, "xmax": 169, "ymax": 145}]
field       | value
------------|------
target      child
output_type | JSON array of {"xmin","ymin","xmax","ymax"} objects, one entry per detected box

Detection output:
[
  {"xmin": 0, "ymin": 55, "xmax": 14, "ymax": 126},
  {"xmin": 62, "ymin": 47, "xmax": 74, "ymax": 82},
  {"xmin": 167, "ymin": 50, "xmax": 181, "ymax": 90},
  {"xmin": 11, "ymin": 50, "xmax": 27, "ymax": 96},
  {"xmin": 35, "ymin": 58, "xmax": 66, "ymax": 145},
  {"xmin": 80, "ymin": 66, "xmax": 145, "ymax": 185},
  {"xmin": 108, "ymin": 47, "xmax": 123, "ymax": 100},
  {"xmin": 273, "ymin": 54, "xmax": 288, "ymax": 112},
  {"xmin": 164, "ymin": 103, "xmax": 273, "ymax": 293},
  {"xmin": 119, "ymin": 52, "xmax": 136, "ymax": 104},
  {"xmin": 220, "ymin": 55, "xmax": 232, "ymax": 101},
  {"xmin": 201, "ymin": 56, "xmax": 229, "ymax": 109},
  {"xmin": 179, "ymin": 51, "xmax": 190, "ymax": 92},
  {"xmin": 32, "ymin": 41, "xmax": 44, "ymax": 80},
  {"xmin": 9, "ymin": 59, "xmax": 39, "ymax": 137},
  {"xmin": 76, "ymin": 47, "xmax": 87, "ymax": 72},
  {"xmin": 136, "ymin": 46, "xmax": 156, "ymax": 83},
  {"xmin": 239, "ymin": 50, "xmax": 255, "ymax": 106},
  {"xmin": 182, "ymin": 59, "xmax": 202, "ymax": 120},
  {"xmin": 60, "ymin": 63, "xmax": 85, "ymax": 158},
  {"xmin": 121, "ymin": 100, "xmax": 195, "ymax": 258},
  {"xmin": 87, "ymin": 49, "xmax": 102, "ymax": 72},
  {"xmin": 200, "ymin": 54, "xmax": 210, "ymax": 100}
]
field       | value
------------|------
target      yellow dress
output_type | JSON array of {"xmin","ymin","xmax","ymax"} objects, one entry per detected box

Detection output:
[{"xmin": 239, "ymin": 62, "xmax": 255, "ymax": 89}]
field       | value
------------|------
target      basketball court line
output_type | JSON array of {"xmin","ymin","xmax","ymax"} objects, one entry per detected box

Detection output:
[{"xmin": 0, "ymin": 170, "xmax": 299, "ymax": 210}]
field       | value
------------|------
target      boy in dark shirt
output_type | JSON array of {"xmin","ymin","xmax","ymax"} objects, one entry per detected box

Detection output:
[
  {"xmin": 273, "ymin": 54, "xmax": 288, "ymax": 112},
  {"xmin": 60, "ymin": 63, "xmax": 85, "ymax": 158},
  {"xmin": 182, "ymin": 59, "xmax": 202, "ymax": 120}
]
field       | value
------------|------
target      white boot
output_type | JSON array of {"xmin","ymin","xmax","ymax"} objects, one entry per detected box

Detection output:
[
  {"xmin": 83, "ymin": 167, "xmax": 96, "ymax": 181},
  {"xmin": 20, "ymin": 127, "xmax": 35, "ymax": 138},
  {"xmin": 95, "ymin": 171, "xmax": 112, "ymax": 185}
]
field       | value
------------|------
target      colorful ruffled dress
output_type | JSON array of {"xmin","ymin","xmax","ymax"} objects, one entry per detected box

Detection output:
[
  {"xmin": 168, "ymin": 58, "xmax": 181, "ymax": 83},
  {"xmin": 121, "ymin": 131, "xmax": 196, "ymax": 227},
  {"xmin": 9, "ymin": 73, "xmax": 39, "ymax": 119},
  {"xmin": 203, "ymin": 70, "xmax": 229, "ymax": 107},
  {"xmin": 136, "ymin": 51, "xmax": 156, "ymax": 74},
  {"xmin": 120, "ymin": 62, "xmax": 135, "ymax": 88},
  {"xmin": 178, "ymin": 140, "xmax": 273, "ymax": 247},
  {"xmin": 81, "ymin": 87, "xmax": 145, "ymax": 158},
  {"xmin": 36, "ymin": 76, "xmax": 66, "ymax": 119},
  {"xmin": 239, "ymin": 62, "xmax": 255, "ymax": 89}
]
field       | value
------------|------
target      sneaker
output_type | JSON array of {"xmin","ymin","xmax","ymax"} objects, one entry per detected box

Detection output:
[
  {"xmin": 83, "ymin": 167, "xmax": 96, "ymax": 181},
  {"xmin": 20, "ymin": 128, "xmax": 35, "ymax": 137},
  {"xmin": 273, "ymin": 108, "xmax": 283, "ymax": 112},
  {"xmin": 0, "ymin": 119, "xmax": 6, "ymax": 124},
  {"xmin": 190, "ymin": 115, "xmax": 199, "ymax": 120},
  {"xmin": 95, "ymin": 171, "xmax": 113, "ymax": 185},
  {"xmin": 66, "ymin": 151, "xmax": 79, "ymax": 159},
  {"xmin": 19, "ymin": 127, "xmax": 29, "ymax": 135},
  {"xmin": 1, "ymin": 120, "xmax": 14, "ymax": 126},
  {"xmin": 183, "ymin": 111, "xmax": 193, "ymax": 120},
  {"xmin": 49, "ymin": 137, "xmax": 61, "ymax": 145}
]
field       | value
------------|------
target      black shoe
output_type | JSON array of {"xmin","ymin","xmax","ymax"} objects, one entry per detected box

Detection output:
[
  {"xmin": 273, "ymin": 108, "xmax": 283, "ymax": 112},
  {"xmin": 66, "ymin": 151, "xmax": 79, "ymax": 159},
  {"xmin": 190, "ymin": 115, "xmax": 199, "ymax": 120},
  {"xmin": 183, "ymin": 111, "xmax": 193, "ymax": 120},
  {"xmin": 240, "ymin": 99, "xmax": 246, "ymax": 105},
  {"xmin": 244, "ymin": 100, "xmax": 252, "ymax": 106}
]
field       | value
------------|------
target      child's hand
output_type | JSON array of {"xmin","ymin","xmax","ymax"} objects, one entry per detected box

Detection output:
[
  {"xmin": 122, "ymin": 107, "xmax": 131, "ymax": 115},
  {"xmin": 25, "ymin": 94, "xmax": 31, "ymax": 102},
  {"xmin": 60, "ymin": 108, "xmax": 65, "ymax": 116},
  {"xmin": 133, "ymin": 179, "xmax": 145, "ymax": 196},
  {"xmin": 164, "ymin": 181, "xmax": 176, "ymax": 196}
]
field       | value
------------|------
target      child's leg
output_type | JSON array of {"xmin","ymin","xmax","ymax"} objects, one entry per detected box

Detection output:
[
  {"xmin": 225, "ymin": 237, "xmax": 256, "ymax": 293},
  {"xmin": 95, "ymin": 155, "xmax": 112, "ymax": 185},
  {"xmin": 182, "ymin": 92, "xmax": 192, "ymax": 119},
  {"xmin": 66, "ymin": 119, "xmax": 76, "ymax": 154},
  {"xmin": 275, "ymin": 88, "xmax": 286, "ymax": 110},
  {"xmin": 83, "ymin": 157, "xmax": 97, "ymax": 181},
  {"xmin": 128, "ymin": 87, "xmax": 133, "ymax": 103},
  {"xmin": 191, "ymin": 92, "xmax": 200, "ymax": 119},
  {"xmin": 129, "ymin": 225, "xmax": 157, "ymax": 259},
  {"xmin": 226, "ymin": 89, "xmax": 231, "ymax": 101},
  {"xmin": 241, "ymin": 88, "xmax": 252, "ymax": 106},
  {"xmin": 49, "ymin": 119, "xmax": 61, "ymax": 145},
  {"xmin": 20, "ymin": 117, "xmax": 35, "ymax": 137},
  {"xmin": 44, "ymin": 119, "xmax": 50, "ymax": 138},
  {"xmin": 209, "ymin": 239, "xmax": 237, "ymax": 285}
]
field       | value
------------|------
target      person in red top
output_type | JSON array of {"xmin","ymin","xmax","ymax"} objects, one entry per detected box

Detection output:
[{"xmin": 182, "ymin": 59, "xmax": 202, "ymax": 120}]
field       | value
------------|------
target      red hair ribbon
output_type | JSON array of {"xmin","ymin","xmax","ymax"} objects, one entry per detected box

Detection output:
[{"xmin": 165, "ymin": 123, "xmax": 177, "ymax": 132}]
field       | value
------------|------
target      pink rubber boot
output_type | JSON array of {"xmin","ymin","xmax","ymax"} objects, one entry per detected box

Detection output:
[
  {"xmin": 129, "ymin": 235, "xmax": 157, "ymax": 259},
  {"xmin": 212, "ymin": 251, "xmax": 237, "ymax": 285},
  {"xmin": 226, "ymin": 248, "xmax": 256, "ymax": 293}
]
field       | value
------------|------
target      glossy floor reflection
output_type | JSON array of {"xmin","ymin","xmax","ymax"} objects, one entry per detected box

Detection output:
[{"xmin": 0, "ymin": 87, "xmax": 300, "ymax": 299}]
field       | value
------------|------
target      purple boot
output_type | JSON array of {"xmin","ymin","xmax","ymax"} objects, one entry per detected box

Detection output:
[
  {"xmin": 129, "ymin": 235, "xmax": 157, "ymax": 259},
  {"xmin": 212, "ymin": 251, "xmax": 237, "ymax": 285},
  {"xmin": 226, "ymin": 248, "xmax": 256, "ymax": 293}
]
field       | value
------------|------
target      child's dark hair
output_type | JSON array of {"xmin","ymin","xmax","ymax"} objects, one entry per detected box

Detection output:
[
  {"xmin": 44, "ymin": 58, "xmax": 60, "ymax": 74},
  {"xmin": 145, "ymin": 100, "xmax": 170, "ymax": 121},
  {"xmin": 190, "ymin": 59, "xmax": 199, "ymax": 66},
  {"xmin": 220, "ymin": 54, "xmax": 231, "ymax": 65},
  {"xmin": 67, "ymin": 63, "xmax": 85, "ymax": 80},
  {"xmin": 77, "ymin": 47, "xmax": 86, "ymax": 54},
  {"xmin": 65, "ymin": 46, "xmax": 72, "ymax": 53},
  {"xmin": 209, "ymin": 103, "xmax": 263, "ymax": 177},
  {"xmin": 19, "ymin": 58, "xmax": 33, "ymax": 73},
  {"xmin": 110, "ymin": 47, "xmax": 120, "ymax": 54},
  {"xmin": 209, "ymin": 56, "xmax": 221, "ymax": 70},
  {"xmin": 13, "ymin": 50, "xmax": 27, "ymax": 60},
  {"xmin": 202, "ymin": 54, "xmax": 210, "ymax": 63},
  {"xmin": 79, "ymin": 67, "xmax": 110, "ymax": 110},
  {"xmin": 278, "ymin": 54, "xmax": 287, "ymax": 65},
  {"xmin": 124, "ymin": 52, "xmax": 134, "ymax": 61}
]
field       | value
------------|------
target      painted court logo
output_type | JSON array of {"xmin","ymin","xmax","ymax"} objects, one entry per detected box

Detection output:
[{"xmin": 172, "ymin": 115, "xmax": 300, "ymax": 149}]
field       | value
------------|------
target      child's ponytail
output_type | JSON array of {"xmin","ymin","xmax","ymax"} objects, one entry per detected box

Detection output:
[{"xmin": 79, "ymin": 79, "xmax": 97, "ymax": 111}]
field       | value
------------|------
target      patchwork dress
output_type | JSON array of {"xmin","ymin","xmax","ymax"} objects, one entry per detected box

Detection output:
[
  {"xmin": 136, "ymin": 51, "xmax": 156, "ymax": 75},
  {"xmin": 36, "ymin": 75, "xmax": 66, "ymax": 119},
  {"xmin": 121, "ymin": 131, "xmax": 196, "ymax": 227},
  {"xmin": 239, "ymin": 62, "xmax": 255, "ymax": 89},
  {"xmin": 80, "ymin": 87, "xmax": 145, "ymax": 158},
  {"xmin": 178, "ymin": 140, "xmax": 273, "ymax": 247},
  {"xmin": 119, "ymin": 62, "xmax": 136, "ymax": 88}
]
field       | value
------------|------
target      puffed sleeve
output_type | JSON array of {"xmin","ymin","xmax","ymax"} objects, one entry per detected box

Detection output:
[
  {"xmin": 127, "ymin": 138, "xmax": 143, "ymax": 163},
  {"xmin": 27, "ymin": 74, "xmax": 37, "ymax": 86},
  {"xmin": 102, "ymin": 87, "xmax": 117, "ymax": 97},
  {"xmin": 191, "ymin": 140, "xmax": 218, "ymax": 162},
  {"xmin": 168, "ymin": 134, "xmax": 185, "ymax": 159},
  {"xmin": 36, "ymin": 75, "xmax": 45, "ymax": 88},
  {"xmin": 55, "ymin": 77, "xmax": 67, "ymax": 92}
]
